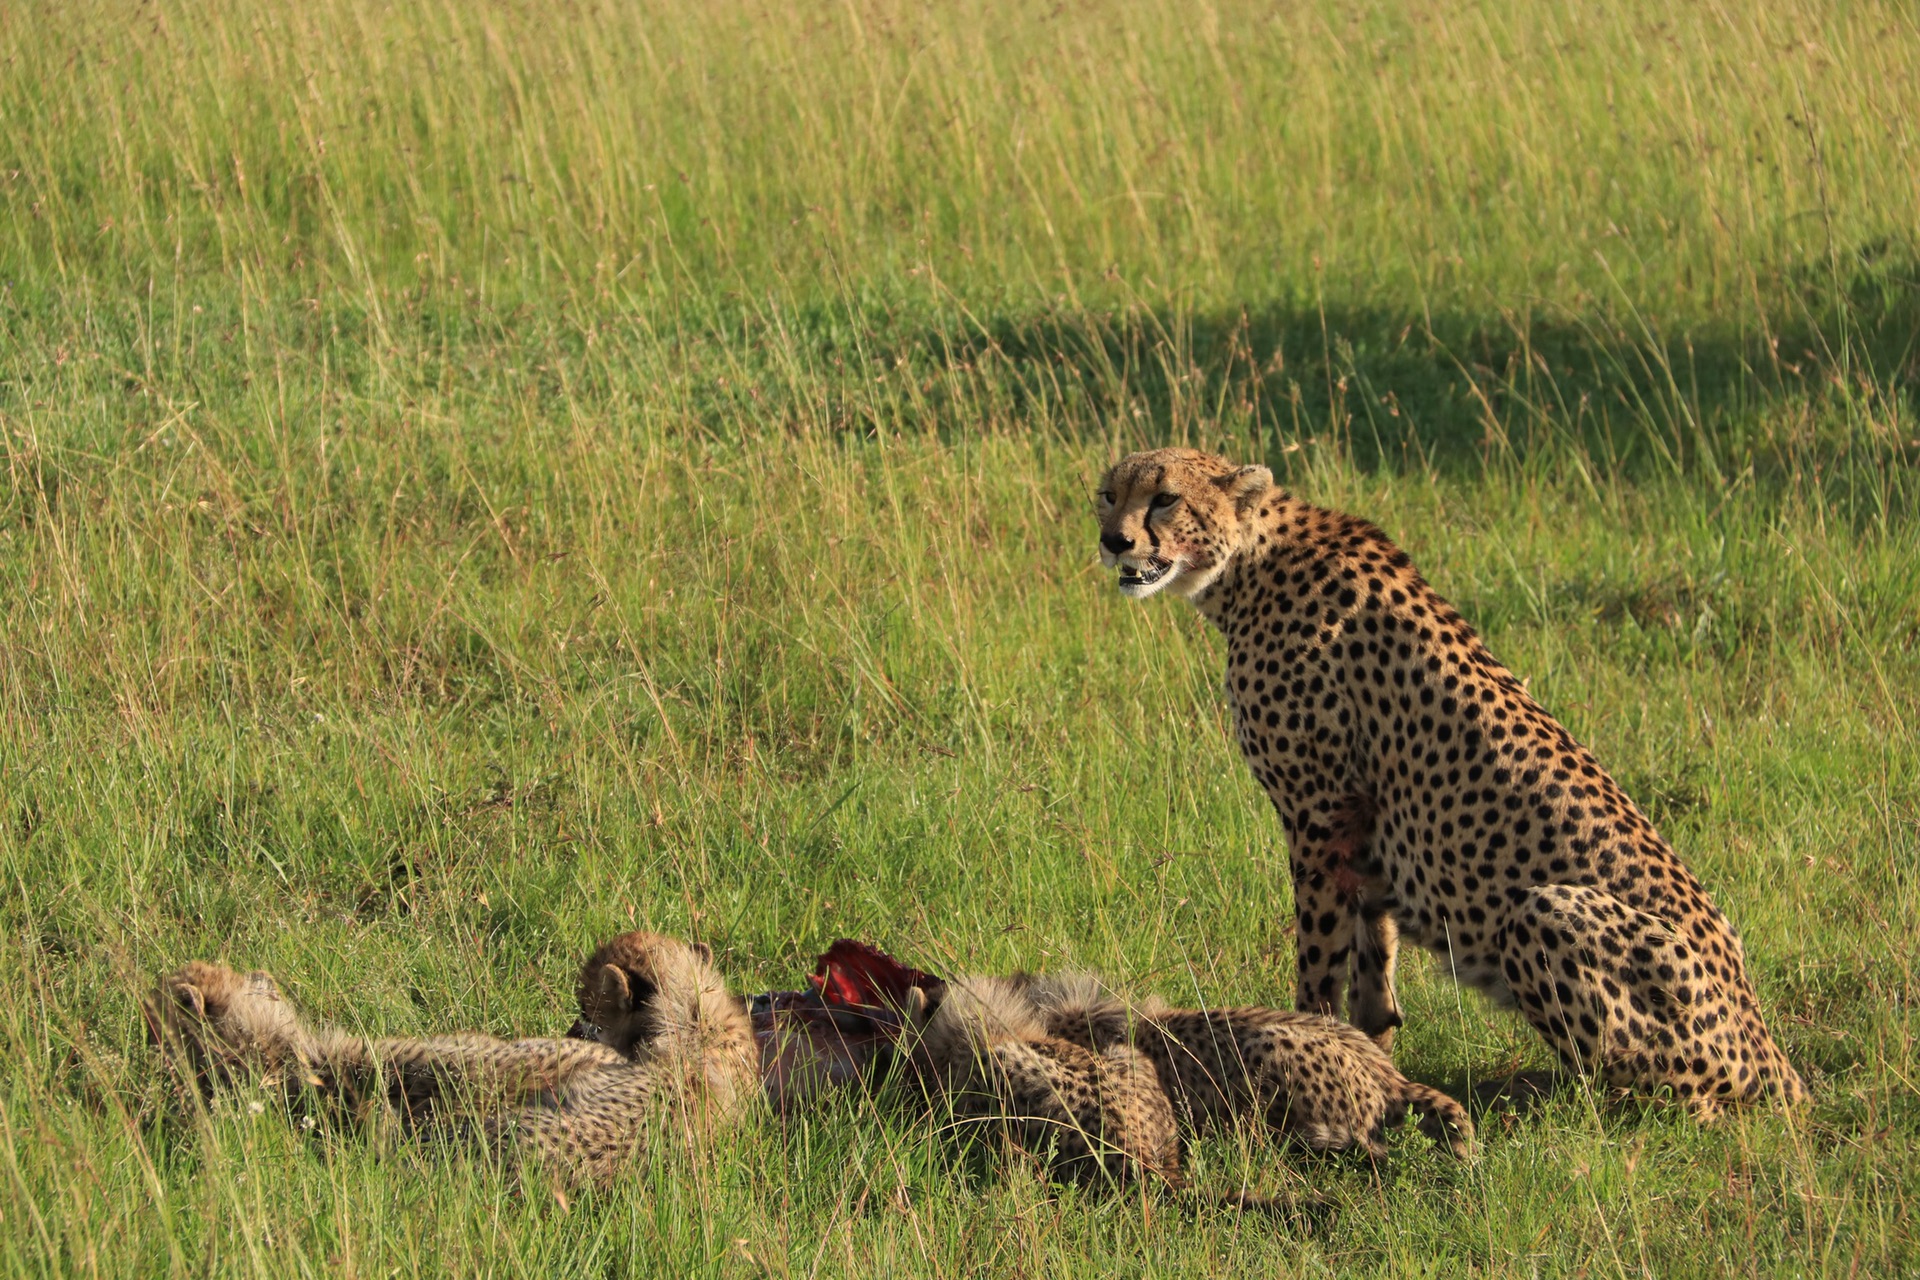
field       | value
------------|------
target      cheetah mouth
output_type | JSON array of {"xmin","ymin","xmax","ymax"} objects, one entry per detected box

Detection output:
[{"xmin": 1116, "ymin": 556, "xmax": 1174, "ymax": 594}]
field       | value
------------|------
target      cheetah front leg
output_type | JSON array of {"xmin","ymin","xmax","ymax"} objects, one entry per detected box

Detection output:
[
  {"xmin": 1290, "ymin": 854, "xmax": 1351, "ymax": 1020},
  {"xmin": 1349, "ymin": 905, "xmax": 1404, "ymax": 1052},
  {"xmin": 1284, "ymin": 793, "xmax": 1379, "ymax": 1027}
]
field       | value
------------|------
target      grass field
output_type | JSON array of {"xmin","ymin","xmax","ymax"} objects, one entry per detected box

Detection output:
[{"xmin": 2, "ymin": 0, "xmax": 1918, "ymax": 1273}]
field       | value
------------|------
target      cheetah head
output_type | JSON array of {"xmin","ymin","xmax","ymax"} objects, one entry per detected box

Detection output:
[
  {"xmin": 1095, "ymin": 448, "xmax": 1273, "ymax": 600},
  {"xmin": 903, "ymin": 975, "xmax": 1046, "ymax": 1071},
  {"xmin": 144, "ymin": 960, "xmax": 305, "ymax": 1087},
  {"xmin": 574, "ymin": 931, "xmax": 724, "ymax": 1058}
]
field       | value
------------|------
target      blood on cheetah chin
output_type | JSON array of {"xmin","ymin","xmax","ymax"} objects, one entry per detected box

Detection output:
[{"xmin": 1117, "ymin": 558, "xmax": 1172, "ymax": 592}]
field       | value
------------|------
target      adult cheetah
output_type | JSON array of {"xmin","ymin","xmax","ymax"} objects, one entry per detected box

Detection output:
[
  {"xmin": 1094, "ymin": 447, "xmax": 1805, "ymax": 1115},
  {"xmin": 1017, "ymin": 971, "xmax": 1472, "ymax": 1158},
  {"xmin": 146, "ymin": 934, "xmax": 757, "ymax": 1185}
]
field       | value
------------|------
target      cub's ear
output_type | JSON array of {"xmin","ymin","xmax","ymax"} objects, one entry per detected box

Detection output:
[
  {"xmin": 592, "ymin": 963, "xmax": 634, "ymax": 1013},
  {"xmin": 690, "ymin": 941, "xmax": 713, "ymax": 965},
  {"xmin": 905, "ymin": 986, "xmax": 930, "ymax": 1026},
  {"xmin": 1214, "ymin": 464, "xmax": 1273, "ymax": 513},
  {"xmin": 173, "ymin": 980, "xmax": 208, "ymax": 1019}
]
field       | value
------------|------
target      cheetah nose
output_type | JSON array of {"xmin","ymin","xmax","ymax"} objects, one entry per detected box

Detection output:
[{"xmin": 1101, "ymin": 532, "xmax": 1134, "ymax": 554}]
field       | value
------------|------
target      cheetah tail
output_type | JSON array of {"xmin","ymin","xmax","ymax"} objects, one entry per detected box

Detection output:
[
  {"xmin": 1157, "ymin": 1170, "xmax": 1334, "ymax": 1223},
  {"xmin": 1404, "ymin": 1082, "xmax": 1475, "ymax": 1157},
  {"xmin": 1201, "ymin": 1188, "xmax": 1339, "ymax": 1227}
]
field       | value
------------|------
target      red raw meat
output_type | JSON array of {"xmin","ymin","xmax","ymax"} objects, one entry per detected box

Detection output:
[
  {"xmin": 751, "ymin": 940, "xmax": 943, "ymax": 1112},
  {"xmin": 809, "ymin": 939, "xmax": 942, "ymax": 1016}
]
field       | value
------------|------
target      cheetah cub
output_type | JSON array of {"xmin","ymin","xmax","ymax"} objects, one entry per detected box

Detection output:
[
  {"xmin": 570, "ymin": 930, "xmax": 761, "ymax": 1126},
  {"xmin": 145, "ymin": 934, "xmax": 756, "ymax": 1186},
  {"xmin": 901, "ymin": 975, "xmax": 1181, "ymax": 1190},
  {"xmin": 1018, "ymin": 972, "xmax": 1472, "ymax": 1159},
  {"xmin": 1096, "ymin": 447, "xmax": 1805, "ymax": 1115}
]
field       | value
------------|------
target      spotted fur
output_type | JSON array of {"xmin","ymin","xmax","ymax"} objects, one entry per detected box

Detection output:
[
  {"xmin": 903, "ymin": 975, "xmax": 1181, "ymax": 1189},
  {"xmin": 1018, "ymin": 971, "xmax": 1471, "ymax": 1157},
  {"xmin": 146, "ymin": 939, "xmax": 757, "ymax": 1185},
  {"xmin": 570, "ymin": 931, "xmax": 761, "ymax": 1122},
  {"xmin": 1095, "ymin": 447, "xmax": 1806, "ymax": 1115}
]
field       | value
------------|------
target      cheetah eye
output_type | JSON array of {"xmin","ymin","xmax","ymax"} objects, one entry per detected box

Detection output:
[
  {"xmin": 1096, "ymin": 490, "xmax": 1115, "ymax": 506},
  {"xmin": 1149, "ymin": 492, "xmax": 1180, "ymax": 510}
]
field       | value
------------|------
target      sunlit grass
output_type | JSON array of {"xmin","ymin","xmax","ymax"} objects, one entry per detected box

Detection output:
[{"xmin": 0, "ymin": 0, "xmax": 1916, "ymax": 1274}]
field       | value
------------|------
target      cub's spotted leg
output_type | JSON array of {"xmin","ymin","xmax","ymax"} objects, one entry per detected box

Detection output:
[{"xmin": 1493, "ymin": 884, "xmax": 1768, "ymax": 1117}]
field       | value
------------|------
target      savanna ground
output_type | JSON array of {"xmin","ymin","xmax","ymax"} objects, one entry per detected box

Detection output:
[{"xmin": 2, "ymin": 0, "xmax": 1917, "ymax": 1274}]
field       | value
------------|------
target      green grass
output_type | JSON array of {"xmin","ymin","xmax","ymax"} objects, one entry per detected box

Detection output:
[{"xmin": 2, "ymin": 0, "xmax": 1918, "ymax": 1273}]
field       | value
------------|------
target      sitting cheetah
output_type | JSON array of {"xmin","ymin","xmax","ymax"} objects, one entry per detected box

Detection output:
[
  {"xmin": 146, "ymin": 934, "xmax": 756, "ymax": 1185},
  {"xmin": 1095, "ymin": 448, "xmax": 1806, "ymax": 1115},
  {"xmin": 1017, "ymin": 972, "xmax": 1472, "ymax": 1158},
  {"xmin": 902, "ymin": 975, "xmax": 1182, "ymax": 1190}
]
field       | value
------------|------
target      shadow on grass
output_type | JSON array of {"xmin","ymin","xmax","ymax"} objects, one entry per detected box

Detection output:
[
  {"xmin": 5, "ymin": 246, "xmax": 1912, "ymax": 516},
  {"xmin": 896, "ymin": 243, "xmax": 1917, "ymax": 482}
]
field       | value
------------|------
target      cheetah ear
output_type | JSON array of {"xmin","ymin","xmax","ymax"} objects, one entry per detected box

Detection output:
[
  {"xmin": 1214, "ymin": 464, "xmax": 1272, "ymax": 514},
  {"xmin": 690, "ymin": 941, "xmax": 713, "ymax": 965},
  {"xmin": 174, "ymin": 981, "xmax": 207, "ymax": 1019},
  {"xmin": 592, "ymin": 963, "xmax": 634, "ymax": 1013},
  {"xmin": 905, "ymin": 985, "xmax": 930, "ymax": 1027}
]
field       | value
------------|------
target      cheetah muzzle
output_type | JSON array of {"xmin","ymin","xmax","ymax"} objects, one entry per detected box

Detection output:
[{"xmin": 1115, "ymin": 554, "xmax": 1174, "ymax": 595}]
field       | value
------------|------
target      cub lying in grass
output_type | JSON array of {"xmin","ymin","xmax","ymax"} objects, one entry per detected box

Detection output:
[
  {"xmin": 1015, "ymin": 972, "xmax": 1473, "ymax": 1159},
  {"xmin": 145, "ymin": 933, "xmax": 757, "ymax": 1186},
  {"xmin": 900, "ymin": 974, "xmax": 1184, "ymax": 1190}
]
